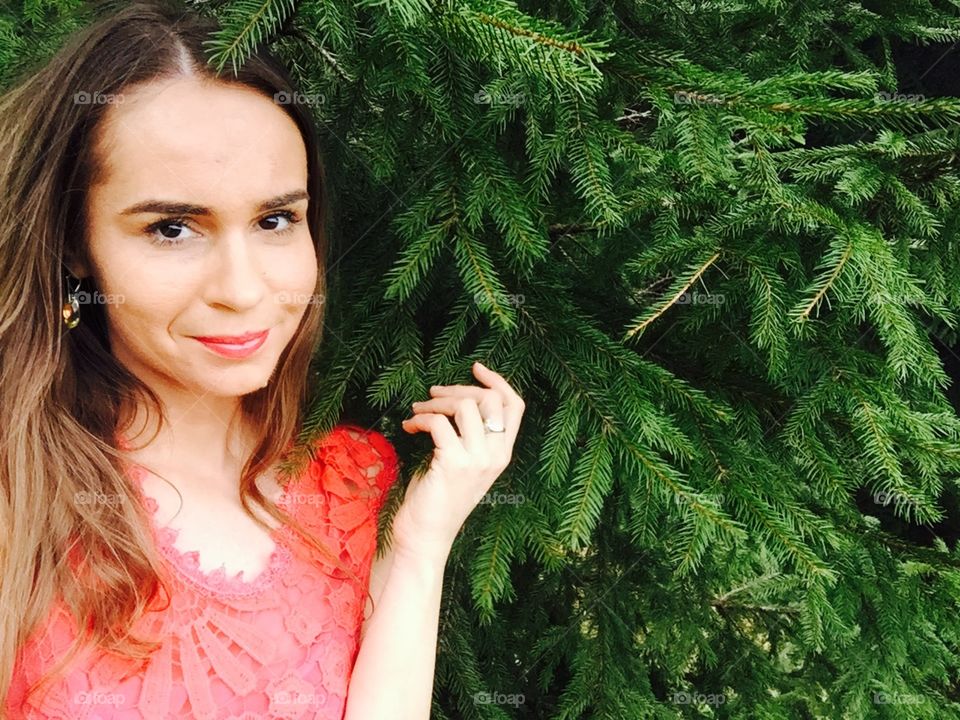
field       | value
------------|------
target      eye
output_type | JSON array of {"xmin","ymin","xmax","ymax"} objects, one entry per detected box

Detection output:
[
  {"xmin": 258, "ymin": 210, "xmax": 301, "ymax": 234},
  {"xmin": 145, "ymin": 219, "xmax": 199, "ymax": 247},
  {"xmin": 144, "ymin": 210, "xmax": 303, "ymax": 248}
]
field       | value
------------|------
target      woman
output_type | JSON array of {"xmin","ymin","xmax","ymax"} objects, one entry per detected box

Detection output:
[{"xmin": 0, "ymin": 1, "xmax": 525, "ymax": 718}]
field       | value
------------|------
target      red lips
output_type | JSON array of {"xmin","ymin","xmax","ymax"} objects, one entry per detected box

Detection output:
[
  {"xmin": 192, "ymin": 329, "xmax": 270, "ymax": 359},
  {"xmin": 192, "ymin": 330, "xmax": 268, "ymax": 343}
]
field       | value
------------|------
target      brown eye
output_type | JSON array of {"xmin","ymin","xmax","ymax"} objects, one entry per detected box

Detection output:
[
  {"xmin": 258, "ymin": 210, "xmax": 300, "ymax": 234},
  {"xmin": 145, "ymin": 218, "xmax": 197, "ymax": 247}
]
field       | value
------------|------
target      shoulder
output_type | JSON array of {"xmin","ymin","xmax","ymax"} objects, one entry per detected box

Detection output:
[{"xmin": 309, "ymin": 423, "xmax": 400, "ymax": 513}]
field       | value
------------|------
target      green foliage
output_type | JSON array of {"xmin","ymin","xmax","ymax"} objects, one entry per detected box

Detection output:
[
  {"xmin": 0, "ymin": 0, "xmax": 88, "ymax": 88},
  {"xmin": 6, "ymin": 0, "xmax": 960, "ymax": 717}
]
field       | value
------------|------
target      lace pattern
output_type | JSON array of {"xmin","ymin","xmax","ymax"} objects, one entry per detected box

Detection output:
[{"xmin": 6, "ymin": 424, "xmax": 399, "ymax": 720}]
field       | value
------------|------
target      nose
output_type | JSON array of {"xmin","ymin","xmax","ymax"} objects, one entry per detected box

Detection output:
[{"xmin": 202, "ymin": 231, "xmax": 265, "ymax": 311}]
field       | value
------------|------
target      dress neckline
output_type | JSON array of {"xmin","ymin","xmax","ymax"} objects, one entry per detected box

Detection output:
[
  {"xmin": 130, "ymin": 463, "xmax": 297, "ymax": 597},
  {"xmin": 116, "ymin": 434, "xmax": 308, "ymax": 598}
]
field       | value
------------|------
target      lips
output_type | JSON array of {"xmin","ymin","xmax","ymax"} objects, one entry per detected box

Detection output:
[
  {"xmin": 192, "ymin": 329, "xmax": 270, "ymax": 359},
  {"xmin": 192, "ymin": 330, "xmax": 268, "ymax": 344}
]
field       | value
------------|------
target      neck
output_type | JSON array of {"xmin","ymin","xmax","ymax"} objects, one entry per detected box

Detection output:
[{"xmin": 117, "ymin": 393, "xmax": 255, "ymax": 481}]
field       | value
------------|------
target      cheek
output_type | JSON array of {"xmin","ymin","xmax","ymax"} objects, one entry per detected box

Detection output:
[
  {"xmin": 107, "ymin": 288, "xmax": 188, "ymax": 345},
  {"xmin": 295, "ymin": 255, "xmax": 319, "ymax": 292},
  {"xmin": 255, "ymin": 241, "xmax": 318, "ymax": 322},
  {"xmin": 88, "ymin": 250, "xmax": 187, "ymax": 333},
  {"xmin": 274, "ymin": 240, "xmax": 319, "ymax": 296}
]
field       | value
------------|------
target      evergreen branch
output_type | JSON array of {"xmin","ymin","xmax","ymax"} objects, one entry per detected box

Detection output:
[
  {"xmin": 567, "ymin": 101, "xmax": 622, "ymax": 226},
  {"xmin": 452, "ymin": 231, "xmax": 515, "ymax": 330},
  {"xmin": 559, "ymin": 429, "xmax": 613, "ymax": 550},
  {"xmin": 357, "ymin": 0, "xmax": 433, "ymax": 27},
  {"xmin": 288, "ymin": 26, "xmax": 351, "ymax": 81},
  {"xmin": 793, "ymin": 234, "xmax": 854, "ymax": 322},
  {"xmin": 204, "ymin": 0, "xmax": 297, "ymax": 75},
  {"xmin": 470, "ymin": 506, "xmax": 519, "ymax": 622},
  {"xmin": 742, "ymin": 255, "xmax": 790, "ymax": 376},
  {"xmin": 624, "ymin": 251, "xmax": 720, "ymax": 339},
  {"xmin": 473, "ymin": 11, "xmax": 587, "ymax": 56},
  {"xmin": 711, "ymin": 600, "xmax": 801, "ymax": 615},
  {"xmin": 523, "ymin": 307, "xmax": 741, "ymax": 539},
  {"xmin": 540, "ymin": 392, "xmax": 581, "ymax": 490},
  {"xmin": 444, "ymin": 1, "xmax": 610, "ymax": 95}
]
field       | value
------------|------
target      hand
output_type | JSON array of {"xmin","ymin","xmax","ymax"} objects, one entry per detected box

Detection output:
[{"xmin": 393, "ymin": 361, "xmax": 526, "ymax": 562}]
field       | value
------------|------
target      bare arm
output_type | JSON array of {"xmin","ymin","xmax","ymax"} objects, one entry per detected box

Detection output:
[
  {"xmin": 343, "ymin": 539, "xmax": 448, "ymax": 720},
  {"xmin": 344, "ymin": 362, "xmax": 524, "ymax": 718}
]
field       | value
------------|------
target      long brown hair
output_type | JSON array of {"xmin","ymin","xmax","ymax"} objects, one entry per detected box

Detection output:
[{"xmin": 0, "ymin": 0, "xmax": 371, "ymax": 710}]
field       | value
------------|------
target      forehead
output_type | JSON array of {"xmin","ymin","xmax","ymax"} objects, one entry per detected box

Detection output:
[{"xmin": 89, "ymin": 76, "xmax": 307, "ymax": 204}]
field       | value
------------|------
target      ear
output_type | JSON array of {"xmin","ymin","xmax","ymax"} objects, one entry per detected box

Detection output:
[{"xmin": 62, "ymin": 251, "xmax": 90, "ymax": 280}]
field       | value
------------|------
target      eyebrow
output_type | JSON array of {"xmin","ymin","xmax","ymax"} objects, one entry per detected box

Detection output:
[{"xmin": 119, "ymin": 190, "xmax": 309, "ymax": 217}]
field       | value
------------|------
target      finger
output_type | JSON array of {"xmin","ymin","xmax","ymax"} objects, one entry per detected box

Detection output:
[
  {"xmin": 431, "ymin": 364, "xmax": 523, "ymax": 420},
  {"xmin": 401, "ymin": 412, "xmax": 464, "ymax": 455},
  {"xmin": 413, "ymin": 394, "xmax": 506, "ymax": 454},
  {"xmin": 471, "ymin": 362, "xmax": 523, "ymax": 405},
  {"xmin": 428, "ymin": 384, "xmax": 492, "ymax": 401},
  {"xmin": 442, "ymin": 398, "xmax": 486, "ymax": 455},
  {"xmin": 430, "ymin": 363, "xmax": 520, "ymax": 401},
  {"xmin": 423, "ymin": 396, "xmax": 517, "ymax": 455},
  {"xmin": 417, "ymin": 389, "xmax": 504, "ymax": 429},
  {"xmin": 471, "ymin": 362, "xmax": 525, "ymax": 449},
  {"xmin": 430, "ymin": 363, "xmax": 523, "ymax": 409},
  {"xmin": 431, "ymin": 363, "xmax": 525, "ymax": 449}
]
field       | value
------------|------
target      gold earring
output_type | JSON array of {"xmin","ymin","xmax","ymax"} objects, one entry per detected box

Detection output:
[{"xmin": 62, "ymin": 275, "xmax": 82, "ymax": 329}]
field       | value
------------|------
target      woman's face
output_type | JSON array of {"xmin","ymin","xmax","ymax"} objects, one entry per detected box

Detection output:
[{"xmin": 79, "ymin": 75, "xmax": 318, "ymax": 400}]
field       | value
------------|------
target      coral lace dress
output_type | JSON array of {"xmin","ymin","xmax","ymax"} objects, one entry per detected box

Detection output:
[{"xmin": 6, "ymin": 424, "xmax": 399, "ymax": 720}]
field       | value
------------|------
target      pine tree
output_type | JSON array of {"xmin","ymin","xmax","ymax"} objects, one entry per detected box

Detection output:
[{"xmin": 5, "ymin": 0, "xmax": 960, "ymax": 717}]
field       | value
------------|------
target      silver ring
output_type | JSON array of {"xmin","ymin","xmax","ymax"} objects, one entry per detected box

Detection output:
[{"xmin": 483, "ymin": 418, "xmax": 506, "ymax": 433}]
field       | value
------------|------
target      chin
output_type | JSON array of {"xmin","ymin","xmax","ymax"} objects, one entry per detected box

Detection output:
[{"xmin": 194, "ymin": 367, "xmax": 277, "ymax": 398}]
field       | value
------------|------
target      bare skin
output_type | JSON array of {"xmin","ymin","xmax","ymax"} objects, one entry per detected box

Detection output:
[
  {"xmin": 65, "ymin": 69, "xmax": 529, "ymax": 720},
  {"xmin": 71, "ymin": 73, "xmax": 318, "ymax": 579},
  {"xmin": 125, "ymin": 427, "xmax": 287, "ymax": 579}
]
